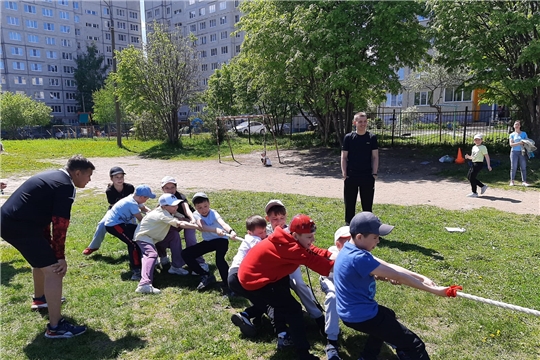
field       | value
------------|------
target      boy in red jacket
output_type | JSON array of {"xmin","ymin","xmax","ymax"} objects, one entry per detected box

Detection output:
[{"xmin": 238, "ymin": 214, "xmax": 335, "ymax": 360}]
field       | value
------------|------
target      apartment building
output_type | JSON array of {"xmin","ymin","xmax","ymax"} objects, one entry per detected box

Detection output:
[
  {"xmin": 144, "ymin": 0, "xmax": 243, "ymax": 119},
  {"xmin": 1, "ymin": 0, "xmax": 143, "ymax": 124}
]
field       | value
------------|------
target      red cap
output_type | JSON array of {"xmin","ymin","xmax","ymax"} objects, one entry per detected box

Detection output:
[{"xmin": 289, "ymin": 214, "xmax": 317, "ymax": 234}]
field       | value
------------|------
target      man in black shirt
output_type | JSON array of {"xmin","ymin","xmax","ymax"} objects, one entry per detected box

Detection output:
[
  {"xmin": 341, "ymin": 112, "xmax": 379, "ymax": 224},
  {"xmin": 1, "ymin": 155, "xmax": 95, "ymax": 338}
]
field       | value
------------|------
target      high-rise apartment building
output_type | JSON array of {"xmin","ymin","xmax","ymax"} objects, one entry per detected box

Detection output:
[{"xmin": 1, "ymin": 0, "xmax": 143, "ymax": 124}]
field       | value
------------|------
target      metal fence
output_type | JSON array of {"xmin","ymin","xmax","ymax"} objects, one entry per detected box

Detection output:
[
  {"xmin": 370, "ymin": 108, "xmax": 517, "ymax": 147},
  {"xmin": 1, "ymin": 123, "xmax": 134, "ymax": 140}
]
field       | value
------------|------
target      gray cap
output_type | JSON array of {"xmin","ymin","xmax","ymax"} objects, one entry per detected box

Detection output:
[
  {"xmin": 192, "ymin": 192, "xmax": 209, "ymax": 202},
  {"xmin": 349, "ymin": 212, "xmax": 394, "ymax": 236},
  {"xmin": 265, "ymin": 199, "xmax": 285, "ymax": 214}
]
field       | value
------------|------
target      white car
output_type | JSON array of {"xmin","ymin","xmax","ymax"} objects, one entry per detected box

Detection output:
[{"xmin": 234, "ymin": 121, "xmax": 266, "ymax": 134}]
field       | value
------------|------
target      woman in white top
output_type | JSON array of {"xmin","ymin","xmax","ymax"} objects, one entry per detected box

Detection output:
[{"xmin": 508, "ymin": 120, "xmax": 530, "ymax": 186}]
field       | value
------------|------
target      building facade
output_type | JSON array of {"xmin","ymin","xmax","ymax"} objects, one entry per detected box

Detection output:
[{"xmin": 1, "ymin": 0, "xmax": 143, "ymax": 124}]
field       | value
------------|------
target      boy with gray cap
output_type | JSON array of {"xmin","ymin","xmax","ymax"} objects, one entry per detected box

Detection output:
[{"xmin": 334, "ymin": 212, "xmax": 455, "ymax": 360}]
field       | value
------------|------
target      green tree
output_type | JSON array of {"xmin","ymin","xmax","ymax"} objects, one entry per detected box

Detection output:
[
  {"xmin": 113, "ymin": 22, "xmax": 199, "ymax": 145},
  {"xmin": 0, "ymin": 92, "xmax": 52, "ymax": 138},
  {"xmin": 92, "ymin": 77, "xmax": 127, "ymax": 125},
  {"xmin": 74, "ymin": 44, "xmax": 108, "ymax": 113},
  {"xmin": 429, "ymin": 0, "xmax": 540, "ymax": 141}
]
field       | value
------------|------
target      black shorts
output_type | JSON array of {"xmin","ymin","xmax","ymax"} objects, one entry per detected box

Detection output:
[{"xmin": 1, "ymin": 225, "xmax": 58, "ymax": 268}]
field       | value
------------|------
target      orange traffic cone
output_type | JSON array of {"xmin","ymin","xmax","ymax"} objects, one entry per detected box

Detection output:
[{"xmin": 455, "ymin": 148, "xmax": 465, "ymax": 164}]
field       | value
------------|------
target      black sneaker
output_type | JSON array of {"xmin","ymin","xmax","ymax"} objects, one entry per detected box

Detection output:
[
  {"xmin": 325, "ymin": 344, "xmax": 342, "ymax": 360},
  {"xmin": 196, "ymin": 274, "xmax": 216, "ymax": 290},
  {"xmin": 45, "ymin": 318, "xmax": 87, "ymax": 339},
  {"xmin": 231, "ymin": 312, "xmax": 257, "ymax": 337}
]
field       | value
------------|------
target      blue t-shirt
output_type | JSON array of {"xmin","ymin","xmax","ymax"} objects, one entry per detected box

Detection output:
[
  {"xmin": 193, "ymin": 209, "xmax": 227, "ymax": 241},
  {"xmin": 104, "ymin": 195, "xmax": 141, "ymax": 226},
  {"xmin": 334, "ymin": 241, "xmax": 380, "ymax": 323},
  {"xmin": 509, "ymin": 131, "xmax": 528, "ymax": 152}
]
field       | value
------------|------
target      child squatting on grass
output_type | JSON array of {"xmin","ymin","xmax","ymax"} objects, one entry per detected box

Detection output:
[
  {"xmin": 334, "ymin": 212, "xmax": 460, "ymax": 360},
  {"xmin": 465, "ymin": 133, "xmax": 492, "ymax": 198},
  {"xmin": 133, "ymin": 193, "xmax": 199, "ymax": 294}
]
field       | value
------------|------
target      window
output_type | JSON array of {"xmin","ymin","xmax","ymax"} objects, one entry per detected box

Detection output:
[
  {"xmin": 117, "ymin": 22, "xmax": 126, "ymax": 29},
  {"xmin": 11, "ymin": 47, "xmax": 23, "ymax": 55},
  {"xmin": 201, "ymin": 64, "xmax": 208, "ymax": 71},
  {"xmin": 397, "ymin": 68, "xmax": 405, "ymax": 80},
  {"xmin": 210, "ymin": 19, "xmax": 216, "ymax": 28},
  {"xmin": 28, "ymin": 34, "xmax": 39, "ymax": 43},
  {"xmin": 103, "ymin": 7, "xmax": 109, "ymax": 15},
  {"xmin": 7, "ymin": 16, "xmax": 19, "ymax": 25},
  {"xmin": 43, "ymin": 8, "xmax": 53, "ymax": 17},
  {"xmin": 105, "ymin": 33, "xmax": 111, "ymax": 40},
  {"xmin": 219, "ymin": 2, "xmax": 226, "ymax": 10},
  {"xmin": 26, "ymin": 20, "xmax": 38, "ymax": 28},
  {"xmin": 130, "ymin": 36, "xmax": 139, "ymax": 43},
  {"xmin": 130, "ymin": 24, "xmax": 139, "ymax": 31},
  {"xmin": 29, "ymin": 49, "xmax": 41, "ymax": 57},
  {"xmin": 67, "ymin": 105, "xmax": 77, "ymax": 113},
  {"xmin": 87, "ymin": 36, "xmax": 99, "ymax": 41},
  {"xmin": 146, "ymin": 11, "xmax": 152, "ymax": 19},
  {"xmin": 49, "ymin": 78, "xmax": 60, "ymax": 86},
  {"xmin": 209, "ymin": 4, "xmax": 215, "ymax": 13},
  {"xmin": 235, "ymin": 15, "xmax": 240, "ymax": 23},
  {"xmin": 48, "ymin": 64, "xmax": 58, "ymax": 72},
  {"xmin": 116, "ymin": 9, "xmax": 125, "ymax": 16},
  {"xmin": 444, "ymin": 87, "xmax": 472, "ymax": 102},
  {"xmin": 46, "ymin": 37, "xmax": 56, "ymax": 45},
  {"xmin": 200, "ymin": 36, "xmax": 207, "ymax": 44},
  {"xmin": 118, "ymin": 34, "xmax": 126, "ymax": 41},
  {"xmin": 44, "ymin": 23, "xmax": 55, "ymax": 31},
  {"xmin": 200, "ymin": 50, "xmax": 207, "ymax": 58},
  {"xmin": 174, "ymin": 22, "xmax": 182, "ymax": 27},
  {"xmin": 58, "ymin": 0, "xmax": 68, "ymax": 6},
  {"xmin": 14, "ymin": 76, "xmax": 26, "ymax": 85},
  {"xmin": 210, "ymin": 48, "xmax": 217, "ymax": 56},
  {"xmin": 75, "ymin": 29, "xmax": 80, "ymax": 35},
  {"xmin": 221, "ymin": 31, "xmax": 228, "ymax": 39},
  {"xmin": 65, "ymin": 79, "xmax": 76, "ymax": 87},
  {"xmin": 65, "ymin": 92, "xmax": 76, "ymax": 100},
  {"xmin": 221, "ymin": 46, "xmax": 228, "ymax": 54},
  {"xmin": 220, "ymin": 16, "xmax": 227, "ymax": 25},
  {"xmin": 63, "ymin": 66, "xmax": 74, "ymax": 73},
  {"xmin": 154, "ymin": 8, "xmax": 159, "ymax": 16},
  {"xmin": 5, "ymin": 1, "xmax": 17, "ymax": 10},
  {"xmin": 234, "ymin": 0, "xmax": 239, "ymax": 7},
  {"xmin": 166, "ymin": 6, "xmax": 170, "ymax": 14},
  {"xmin": 190, "ymin": 24, "xmax": 196, "ymax": 32},
  {"xmin": 189, "ymin": 10, "xmax": 195, "ymax": 18},
  {"xmin": 9, "ymin": 31, "xmax": 21, "ymax": 40},
  {"xmin": 236, "ymin": 32, "xmax": 241, "ymax": 38},
  {"xmin": 86, "ymin": 22, "xmax": 99, "ymax": 28},
  {"xmin": 62, "ymin": 52, "xmax": 72, "ymax": 60},
  {"xmin": 60, "ymin": 10, "xmax": 69, "ymax": 19},
  {"xmin": 174, "ymin": 9, "xmax": 181, "ymax": 15},
  {"xmin": 106, "ymin": 45, "xmax": 112, "ymax": 53},
  {"xmin": 24, "ymin": 4, "xmax": 36, "ymax": 13},
  {"xmin": 199, "ymin": 8, "xmax": 205, "ymax": 16},
  {"xmin": 199, "ymin": 22, "xmax": 206, "ymax": 30},
  {"xmin": 202, "ymin": 78, "xmax": 208, "ymax": 86},
  {"xmin": 189, "ymin": 0, "xmax": 195, "ymax": 4},
  {"xmin": 236, "ymin": 45, "xmax": 240, "ymax": 53},
  {"xmin": 34, "ymin": 91, "xmax": 45, "ymax": 99},
  {"xmin": 32, "ymin": 77, "xmax": 44, "ymax": 85},
  {"xmin": 210, "ymin": 33, "xmax": 217, "ymax": 42},
  {"xmin": 60, "ymin": 25, "xmax": 70, "ymax": 33},
  {"xmin": 129, "ymin": 11, "xmax": 138, "ymax": 19},
  {"xmin": 47, "ymin": 51, "xmax": 57, "ymax": 59},
  {"xmin": 385, "ymin": 93, "xmax": 403, "ymax": 107},
  {"xmin": 106, "ymin": 58, "xmax": 113, "ymax": 66},
  {"xmin": 51, "ymin": 105, "xmax": 62, "ymax": 113},
  {"xmin": 414, "ymin": 91, "xmax": 431, "ymax": 106},
  {"xmin": 85, "ymin": 9, "xmax": 96, "ymax": 15},
  {"xmin": 74, "ymin": 15, "xmax": 79, "ymax": 23},
  {"xmin": 211, "ymin": 62, "xmax": 218, "ymax": 70},
  {"xmin": 31, "ymin": 63, "xmax": 42, "ymax": 71},
  {"xmin": 72, "ymin": 1, "xmax": 78, "ymax": 9},
  {"xmin": 61, "ymin": 39, "xmax": 71, "ymax": 46}
]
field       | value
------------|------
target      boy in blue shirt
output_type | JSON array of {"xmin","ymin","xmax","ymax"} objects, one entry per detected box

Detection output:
[{"xmin": 334, "ymin": 212, "xmax": 454, "ymax": 360}]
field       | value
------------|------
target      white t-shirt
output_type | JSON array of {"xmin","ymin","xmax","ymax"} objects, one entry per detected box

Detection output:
[{"xmin": 229, "ymin": 234, "xmax": 263, "ymax": 272}]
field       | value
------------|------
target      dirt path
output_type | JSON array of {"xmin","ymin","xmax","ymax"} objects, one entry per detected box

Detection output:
[{"xmin": 1, "ymin": 149, "xmax": 538, "ymax": 215}]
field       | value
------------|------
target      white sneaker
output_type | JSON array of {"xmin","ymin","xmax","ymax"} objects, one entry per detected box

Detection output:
[
  {"xmin": 159, "ymin": 256, "xmax": 170, "ymax": 265},
  {"xmin": 135, "ymin": 284, "xmax": 161, "ymax": 294},
  {"xmin": 481, "ymin": 185, "xmax": 488, "ymax": 194},
  {"xmin": 199, "ymin": 263, "xmax": 209, "ymax": 272},
  {"xmin": 509, "ymin": 181, "xmax": 515, "ymax": 186},
  {"xmin": 466, "ymin": 193, "xmax": 478, "ymax": 198},
  {"xmin": 522, "ymin": 182, "xmax": 530, "ymax": 187},
  {"xmin": 168, "ymin": 266, "xmax": 189, "ymax": 275}
]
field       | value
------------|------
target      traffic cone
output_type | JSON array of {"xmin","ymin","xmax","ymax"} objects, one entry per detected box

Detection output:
[{"xmin": 455, "ymin": 148, "xmax": 465, "ymax": 164}]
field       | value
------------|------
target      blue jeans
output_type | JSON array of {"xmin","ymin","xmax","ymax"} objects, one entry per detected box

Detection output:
[
  {"xmin": 88, "ymin": 216, "xmax": 108, "ymax": 249},
  {"xmin": 510, "ymin": 151, "xmax": 527, "ymax": 182}
]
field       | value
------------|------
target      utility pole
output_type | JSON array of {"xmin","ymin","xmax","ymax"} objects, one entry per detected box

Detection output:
[{"xmin": 104, "ymin": 0, "xmax": 122, "ymax": 147}]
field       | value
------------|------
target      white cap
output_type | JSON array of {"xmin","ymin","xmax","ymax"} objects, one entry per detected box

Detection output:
[
  {"xmin": 265, "ymin": 199, "xmax": 285, "ymax": 214},
  {"xmin": 161, "ymin": 176, "xmax": 177, "ymax": 187},
  {"xmin": 159, "ymin": 193, "xmax": 181, "ymax": 206},
  {"xmin": 334, "ymin": 226, "xmax": 351, "ymax": 245},
  {"xmin": 474, "ymin": 133, "xmax": 483, "ymax": 140}
]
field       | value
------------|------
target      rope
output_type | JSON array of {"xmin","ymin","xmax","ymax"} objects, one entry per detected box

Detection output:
[{"xmin": 457, "ymin": 291, "xmax": 540, "ymax": 317}]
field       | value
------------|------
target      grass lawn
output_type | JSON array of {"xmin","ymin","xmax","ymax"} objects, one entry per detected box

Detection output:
[{"xmin": 1, "ymin": 138, "xmax": 539, "ymax": 359}]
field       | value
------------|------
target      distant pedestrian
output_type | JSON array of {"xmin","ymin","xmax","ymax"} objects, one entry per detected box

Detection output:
[
  {"xmin": 465, "ymin": 134, "xmax": 492, "ymax": 197},
  {"xmin": 509, "ymin": 121, "xmax": 530, "ymax": 186}
]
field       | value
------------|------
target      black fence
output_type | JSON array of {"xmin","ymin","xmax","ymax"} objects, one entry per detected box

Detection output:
[
  {"xmin": 370, "ymin": 108, "xmax": 518, "ymax": 147},
  {"xmin": 1, "ymin": 123, "xmax": 134, "ymax": 140}
]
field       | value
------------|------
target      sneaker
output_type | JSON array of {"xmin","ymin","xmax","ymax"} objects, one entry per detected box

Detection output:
[
  {"xmin": 199, "ymin": 263, "xmax": 209, "ymax": 272},
  {"xmin": 135, "ymin": 284, "xmax": 161, "ymax": 294},
  {"xmin": 466, "ymin": 193, "xmax": 478, "ymax": 197},
  {"xmin": 45, "ymin": 318, "xmax": 87, "ymax": 339},
  {"xmin": 168, "ymin": 266, "xmax": 189, "ymax": 276},
  {"xmin": 522, "ymin": 182, "xmax": 530, "ymax": 187},
  {"xmin": 231, "ymin": 312, "xmax": 257, "ymax": 337},
  {"xmin": 31, "ymin": 295, "xmax": 66, "ymax": 310},
  {"xmin": 82, "ymin": 247, "xmax": 98, "ymax": 256},
  {"xmin": 481, "ymin": 185, "xmax": 488, "ymax": 194},
  {"xmin": 196, "ymin": 274, "xmax": 216, "ymax": 291},
  {"xmin": 130, "ymin": 270, "xmax": 142, "ymax": 281},
  {"xmin": 509, "ymin": 181, "xmax": 515, "ymax": 186},
  {"xmin": 277, "ymin": 332, "xmax": 293, "ymax": 350},
  {"xmin": 325, "ymin": 344, "xmax": 342, "ymax": 360},
  {"xmin": 159, "ymin": 256, "xmax": 170, "ymax": 265}
]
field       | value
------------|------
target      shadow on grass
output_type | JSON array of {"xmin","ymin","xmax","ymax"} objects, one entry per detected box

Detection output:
[
  {"xmin": 0, "ymin": 259, "xmax": 30, "ymax": 287},
  {"xmin": 339, "ymin": 333, "xmax": 399, "ymax": 360},
  {"xmin": 378, "ymin": 237, "xmax": 444, "ymax": 261},
  {"xmin": 24, "ymin": 325, "xmax": 146, "ymax": 360},
  {"xmin": 89, "ymin": 253, "xmax": 130, "ymax": 265}
]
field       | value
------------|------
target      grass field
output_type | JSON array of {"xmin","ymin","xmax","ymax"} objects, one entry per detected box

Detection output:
[{"xmin": 1, "ymin": 138, "xmax": 539, "ymax": 360}]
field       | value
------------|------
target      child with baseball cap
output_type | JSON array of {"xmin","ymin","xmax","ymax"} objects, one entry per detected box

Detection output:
[
  {"xmin": 104, "ymin": 184, "xmax": 156, "ymax": 281},
  {"xmin": 464, "ymin": 133, "xmax": 492, "ymax": 197},
  {"xmin": 238, "ymin": 214, "xmax": 335, "ymax": 360},
  {"xmin": 133, "ymin": 194, "xmax": 199, "ymax": 294},
  {"xmin": 333, "ymin": 212, "xmax": 457, "ymax": 360}
]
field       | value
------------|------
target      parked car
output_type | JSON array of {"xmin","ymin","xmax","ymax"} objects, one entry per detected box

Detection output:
[{"xmin": 234, "ymin": 121, "xmax": 266, "ymax": 134}]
